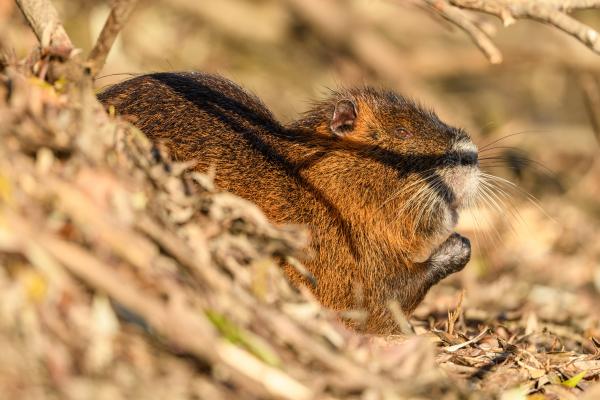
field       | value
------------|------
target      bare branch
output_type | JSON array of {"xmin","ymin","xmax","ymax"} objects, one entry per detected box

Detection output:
[
  {"xmin": 15, "ymin": 0, "xmax": 73, "ymax": 57},
  {"xmin": 87, "ymin": 0, "xmax": 139, "ymax": 76},
  {"xmin": 449, "ymin": 0, "xmax": 600, "ymax": 15},
  {"xmin": 448, "ymin": 0, "xmax": 600, "ymax": 54},
  {"xmin": 536, "ymin": 6, "xmax": 600, "ymax": 52},
  {"xmin": 424, "ymin": 0, "xmax": 502, "ymax": 63},
  {"xmin": 536, "ymin": 0, "xmax": 600, "ymax": 11},
  {"xmin": 580, "ymin": 73, "xmax": 600, "ymax": 144}
]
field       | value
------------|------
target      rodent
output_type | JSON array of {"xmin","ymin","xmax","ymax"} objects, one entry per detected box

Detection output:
[{"xmin": 98, "ymin": 72, "xmax": 479, "ymax": 334}]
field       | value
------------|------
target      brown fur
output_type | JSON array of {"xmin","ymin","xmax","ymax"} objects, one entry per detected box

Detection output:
[{"xmin": 98, "ymin": 72, "xmax": 478, "ymax": 334}]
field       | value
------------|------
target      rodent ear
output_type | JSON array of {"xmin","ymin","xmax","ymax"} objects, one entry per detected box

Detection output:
[{"xmin": 330, "ymin": 99, "xmax": 357, "ymax": 137}]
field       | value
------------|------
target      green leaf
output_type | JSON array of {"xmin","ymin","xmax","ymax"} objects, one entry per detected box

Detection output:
[
  {"xmin": 205, "ymin": 310, "xmax": 281, "ymax": 367},
  {"xmin": 561, "ymin": 370, "xmax": 587, "ymax": 388}
]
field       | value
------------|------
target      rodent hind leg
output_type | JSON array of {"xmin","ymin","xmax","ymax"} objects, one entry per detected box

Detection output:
[{"xmin": 424, "ymin": 232, "xmax": 471, "ymax": 286}]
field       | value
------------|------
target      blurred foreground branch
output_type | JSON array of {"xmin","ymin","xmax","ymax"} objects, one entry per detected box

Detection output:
[
  {"xmin": 425, "ymin": 0, "xmax": 600, "ymax": 63},
  {"xmin": 14, "ymin": 0, "xmax": 73, "ymax": 58},
  {"xmin": 15, "ymin": 0, "xmax": 137, "ymax": 78}
]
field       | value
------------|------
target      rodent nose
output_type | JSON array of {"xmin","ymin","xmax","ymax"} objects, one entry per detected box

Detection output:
[
  {"xmin": 459, "ymin": 151, "xmax": 478, "ymax": 166},
  {"xmin": 450, "ymin": 139, "xmax": 478, "ymax": 167}
]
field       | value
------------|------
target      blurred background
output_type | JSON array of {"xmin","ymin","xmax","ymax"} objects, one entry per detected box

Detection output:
[{"xmin": 3, "ymin": 0, "xmax": 599, "ymax": 327}]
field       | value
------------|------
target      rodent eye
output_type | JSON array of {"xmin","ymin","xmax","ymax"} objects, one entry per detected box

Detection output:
[{"xmin": 395, "ymin": 127, "xmax": 412, "ymax": 138}]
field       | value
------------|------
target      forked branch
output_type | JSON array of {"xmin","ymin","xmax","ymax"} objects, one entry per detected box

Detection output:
[
  {"xmin": 425, "ymin": 0, "xmax": 600, "ymax": 63},
  {"xmin": 424, "ymin": 0, "xmax": 503, "ymax": 63},
  {"xmin": 15, "ymin": 0, "xmax": 73, "ymax": 58},
  {"xmin": 15, "ymin": 0, "xmax": 138, "ymax": 77}
]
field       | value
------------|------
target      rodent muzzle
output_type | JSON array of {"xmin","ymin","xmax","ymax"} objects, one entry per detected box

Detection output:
[
  {"xmin": 441, "ymin": 139, "xmax": 480, "ymax": 209},
  {"xmin": 445, "ymin": 139, "xmax": 479, "ymax": 168}
]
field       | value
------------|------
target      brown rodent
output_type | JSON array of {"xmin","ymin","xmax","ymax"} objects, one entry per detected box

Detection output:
[{"xmin": 98, "ymin": 72, "xmax": 479, "ymax": 334}]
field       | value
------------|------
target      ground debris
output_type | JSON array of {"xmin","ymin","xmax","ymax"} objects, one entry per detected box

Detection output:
[{"xmin": 1, "ymin": 51, "xmax": 599, "ymax": 400}]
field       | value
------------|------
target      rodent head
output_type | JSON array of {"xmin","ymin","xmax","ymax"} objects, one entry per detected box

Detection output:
[{"xmin": 294, "ymin": 87, "xmax": 480, "ymax": 261}]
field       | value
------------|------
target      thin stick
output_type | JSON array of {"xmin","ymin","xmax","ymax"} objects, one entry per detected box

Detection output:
[
  {"xmin": 449, "ymin": 0, "xmax": 600, "ymax": 53},
  {"xmin": 15, "ymin": 0, "xmax": 73, "ymax": 57},
  {"xmin": 580, "ymin": 73, "xmax": 600, "ymax": 144},
  {"xmin": 87, "ymin": 0, "xmax": 139, "ymax": 76},
  {"xmin": 423, "ymin": 0, "xmax": 502, "ymax": 64}
]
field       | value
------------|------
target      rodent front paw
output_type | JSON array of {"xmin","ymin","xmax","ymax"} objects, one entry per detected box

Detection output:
[{"xmin": 428, "ymin": 232, "xmax": 471, "ymax": 278}]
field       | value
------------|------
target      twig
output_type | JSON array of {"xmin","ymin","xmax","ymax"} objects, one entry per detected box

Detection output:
[
  {"xmin": 447, "ymin": 289, "xmax": 465, "ymax": 336},
  {"xmin": 580, "ymin": 73, "xmax": 600, "ymax": 144},
  {"xmin": 422, "ymin": 0, "xmax": 600, "ymax": 63},
  {"xmin": 424, "ymin": 0, "xmax": 502, "ymax": 63},
  {"xmin": 443, "ymin": 327, "xmax": 489, "ymax": 352},
  {"xmin": 281, "ymin": 0, "xmax": 412, "ymax": 88},
  {"xmin": 448, "ymin": 0, "xmax": 600, "ymax": 55},
  {"xmin": 15, "ymin": 0, "xmax": 73, "ymax": 57},
  {"xmin": 87, "ymin": 0, "xmax": 139, "ymax": 76}
]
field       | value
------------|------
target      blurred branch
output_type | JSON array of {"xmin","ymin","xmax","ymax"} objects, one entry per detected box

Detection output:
[
  {"xmin": 87, "ymin": 0, "xmax": 139, "ymax": 77},
  {"xmin": 580, "ymin": 73, "xmax": 600, "ymax": 144},
  {"xmin": 14, "ymin": 0, "xmax": 73, "ymax": 58},
  {"xmin": 282, "ymin": 0, "xmax": 411, "ymax": 88},
  {"xmin": 15, "ymin": 0, "xmax": 137, "ymax": 77},
  {"xmin": 14, "ymin": 0, "xmax": 85, "ymax": 82},
  {"xmin": 33, "ymin": 231, "xmax": 312, "ymax": 400},
  {"xmin": 425, "ymin": 0, "xmax": 600, "ymax": 63}
]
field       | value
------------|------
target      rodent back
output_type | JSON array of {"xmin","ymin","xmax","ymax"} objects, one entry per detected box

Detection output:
[
  {"xmin": 97, "ymin": 73, "xmax": 360, "ymax": 227},
  {"xmin": 97, "ymin": 72, "xmax": 277, "ymax": 146}
]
